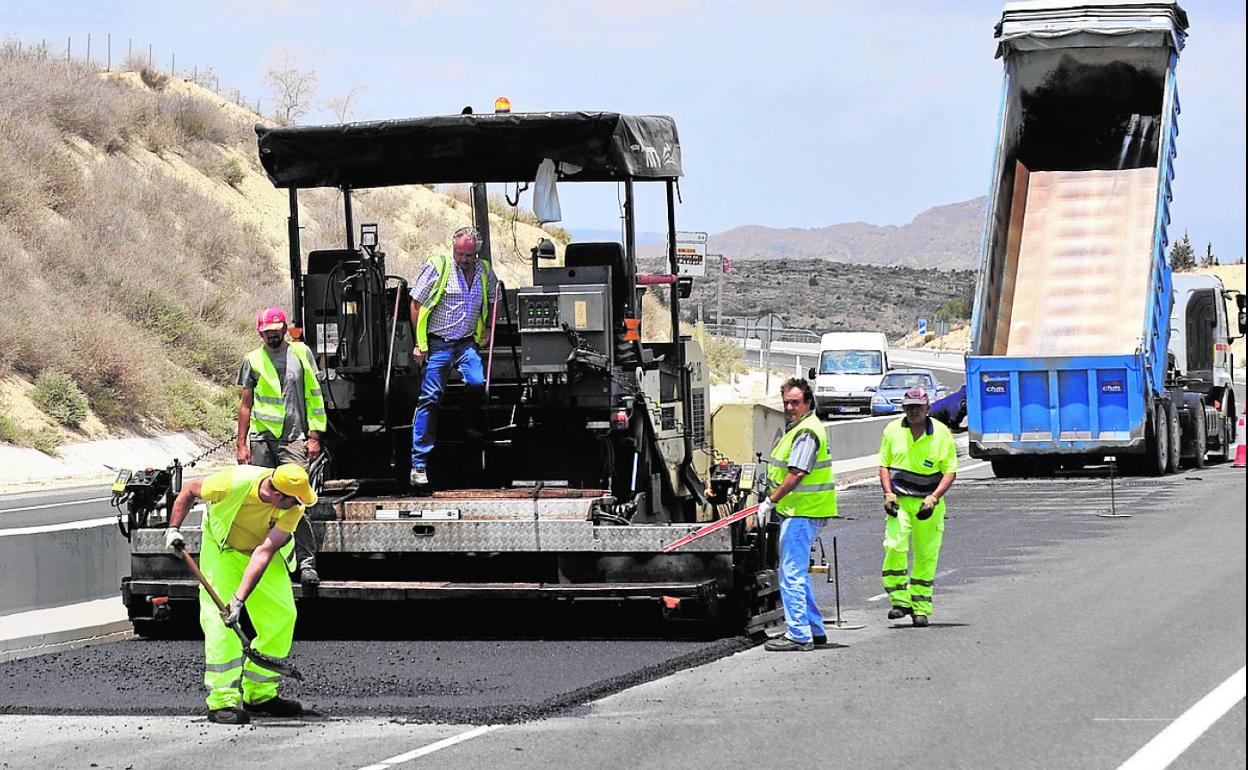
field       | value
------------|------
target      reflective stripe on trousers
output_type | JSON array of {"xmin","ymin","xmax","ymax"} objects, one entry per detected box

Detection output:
[
  {"xmin": 199, "ymin": 537, "xmax": 297, "ymax": 710},
  {"xmin": 881, "ymin": 495, "xmax": 945, "ymax": 617}
]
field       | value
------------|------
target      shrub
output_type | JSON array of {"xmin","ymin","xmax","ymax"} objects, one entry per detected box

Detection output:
[
  {"xmin": 31, "ymin": 371, "xmax": 90, "ymax": 428},
  {"xmin": 224, "ymin": 156, "xmax": 246, "ymax": 188},
  {"xmin": 163, "ymin": 375, "xmax": 237, "ymax": 438},
  {"xmin": 139, "ymin": 67, "xmax": 169, "ymax": 91},
  {"xmin": 693, "ymin": 325, "xmax": 748, "ymax": 384},
  {"xmin": 166, "ymin": 94, "xmax": 233, "ymax": 143},
  {"xmin": 121, "ymin": 53, "xmax": 151, "ymax": 73},
  {"xmin": 543, "ymin": 225, "xmax": 571, "ymax": 243},
  {"xmin": 25, "ymin": 427, "xmax": 62, "ymax": 455},
  {"xmin": 0, "ymin": 401, "xmax": 19, "ymax": 444}
]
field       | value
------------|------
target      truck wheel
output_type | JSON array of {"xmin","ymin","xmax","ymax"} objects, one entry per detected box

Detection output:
[
  {"xmin": 990, "ymin": 458, "xmax": 1022, "ymax": 478},
  {"xmin": 1142, "ymin": 403, "xmax": 1169, "ymax": 477},
  {"xmin": 1165, "ymin": 400, "xmax": 1181, "ymax": 474},
  {"xmin": 1188, "ymin": 406, "xmax": 1207, "ymax": 469}
]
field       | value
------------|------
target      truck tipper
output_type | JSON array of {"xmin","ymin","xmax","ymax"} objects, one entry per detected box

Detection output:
[{"xmin": 966, "ymin": 2, "xmax": 1242, "ymax": 476}]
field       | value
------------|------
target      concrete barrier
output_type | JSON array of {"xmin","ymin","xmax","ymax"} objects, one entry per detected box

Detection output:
[
  {"xmin": 0, "ymin": 520, "xmax": 129, "ymax": 614},
  {"xmin": 826, "ymin": 415, "xmax": 895, "ymax": 461},
  {"xmin": 711, "ymin": 402, "xmax": 894, "ymax": 465}
]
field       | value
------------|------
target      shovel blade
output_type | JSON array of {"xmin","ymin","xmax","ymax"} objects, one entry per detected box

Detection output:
[{"xmin": 243, "ymin": 646, "xmax": 304, "ymax": 681}]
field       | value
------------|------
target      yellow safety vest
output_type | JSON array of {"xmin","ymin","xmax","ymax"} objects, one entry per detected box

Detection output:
[
  {"xmin": 767, "ymin": 411, "xmax": 838, "ymax": 518},
  {"xmin": 245, "ymin": 341, "xmax": 326, "ymax": 439},
  {"xmin": 879, "ymin": 417, "xmax": 958, "ymax": 497},
  {"xmin": 203, "ymin": 465, "xmax": 298, "ymax": 571},
  {"xmin": 414, "ymin": 253, "xmax": 492, "ymax": 353}
]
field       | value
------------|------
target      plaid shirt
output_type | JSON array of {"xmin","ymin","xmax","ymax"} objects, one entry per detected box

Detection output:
[{"xmin": 410, "ymin": 258, "xmax": 498, "ymax": 341}]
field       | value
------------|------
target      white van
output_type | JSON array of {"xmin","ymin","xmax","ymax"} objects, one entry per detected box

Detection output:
[{"xmin": 806, "ymin": 332, "xmax": 890, "ymax": 418}]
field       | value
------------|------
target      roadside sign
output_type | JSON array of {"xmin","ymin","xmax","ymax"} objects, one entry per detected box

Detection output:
[
  {"xmin": 721, "ymin": 255, "xmax": 732, "ymax": 273},
  {"xmin": 673, "ymin": 230, "xmax": 708, "ymax": 276},
  {"xmin": 917, "ymin": 318, "xmax": 928, "ymax": 336}
]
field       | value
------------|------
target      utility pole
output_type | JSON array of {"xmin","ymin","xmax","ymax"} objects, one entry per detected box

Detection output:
[
  {"xmin": 764, "ymin": 314, "xmax": 774, "ymax": 393},
  {"xmin": 713, "ymin": 253, "xmax": 723, "ymax": 328}
]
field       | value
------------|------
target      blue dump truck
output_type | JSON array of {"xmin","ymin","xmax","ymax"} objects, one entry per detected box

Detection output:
[{"xmin": 966, "ymin": 2, "xmax": 1242, "ymax": 477}]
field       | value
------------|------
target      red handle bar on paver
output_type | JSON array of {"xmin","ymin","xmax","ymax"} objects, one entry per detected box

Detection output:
[{"xmin": 661, "ymin": 504, "xmax": 761, "ymax": 553}]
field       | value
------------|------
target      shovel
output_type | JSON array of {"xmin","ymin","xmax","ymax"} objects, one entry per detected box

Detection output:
[{"xmin": 175, "ymin": 544, "xmax": 304, "ymax": 681}]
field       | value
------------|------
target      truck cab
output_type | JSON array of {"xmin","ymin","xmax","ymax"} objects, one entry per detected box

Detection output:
[
  {"xmin": 809, "ymin": 332, "xmax": 889, "ymax": 418},
  {"xmin": 1168, "ymin": 273, "xmax": 1242, "ymax": 464}
]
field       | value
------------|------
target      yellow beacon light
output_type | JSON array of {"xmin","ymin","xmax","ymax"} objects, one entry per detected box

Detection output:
[{"xmin": 494, "ymin": 96, "xmax": 512, "ymax": 114}]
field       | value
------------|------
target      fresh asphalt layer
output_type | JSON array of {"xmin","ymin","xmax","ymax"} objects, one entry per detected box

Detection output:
[{"xmin": 0, "ymin": 462, "xmax": 1243, "ymax": 770}]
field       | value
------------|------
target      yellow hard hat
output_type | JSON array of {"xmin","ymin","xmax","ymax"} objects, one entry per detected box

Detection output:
[{"xmin": 272, "ymin": 464, "xmax": 317, "ymax": 506}]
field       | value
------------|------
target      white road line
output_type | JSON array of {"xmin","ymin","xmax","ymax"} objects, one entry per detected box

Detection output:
[
  {"xmin": 959, "ymin": 460, "xmax": 989, "ymax": 473},
  {"xmin": 0, "ymin": 497, "xmax": 111, "ymax": 513},
  {"xmin": 357, "ymin": 725, "xmax": 496, "ymax": 769},
  {"xmin": 1116, "ymin": 666, "xmax": 1246, "ymax": 770},
  {"xmin": 0, "ymin": 516, "xmax": 116, "ymax": 537}
]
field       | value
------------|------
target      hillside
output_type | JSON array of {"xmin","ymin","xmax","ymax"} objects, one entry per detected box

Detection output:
[
  {"xmin": 0, "ymin": 50, "xmax": 565, "ymax": 452},
  {"xmin": 661, "ymin": 259, "xmax": 975, "ymax": 340},
  {"xmin": 704, "ymin": 197, "xmax": 985, "ymax": 270}
]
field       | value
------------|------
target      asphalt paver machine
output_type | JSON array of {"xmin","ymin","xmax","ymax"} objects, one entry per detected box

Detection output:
[{"xmin": 118, "ymin": 110, "xmax": 780, "ymax": 635}]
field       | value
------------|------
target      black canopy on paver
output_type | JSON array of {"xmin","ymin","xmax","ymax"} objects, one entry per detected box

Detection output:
[{"xmin": 255, "ymin": 112, "xmax": 682, "ymax": 188}]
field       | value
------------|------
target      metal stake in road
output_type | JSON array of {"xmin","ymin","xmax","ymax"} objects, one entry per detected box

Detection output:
[
  {"xmin": 827, "ymin": 536, "xmax": 865, "ymax": 630},
  {"xmin": 1098, "ymin": 457, "xmax": 1131, "ymax": 518}
]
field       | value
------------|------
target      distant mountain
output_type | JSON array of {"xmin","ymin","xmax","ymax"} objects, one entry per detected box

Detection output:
[{"xmin": 708, "ymin": 198, "xmax": 986, "ymax": 270}]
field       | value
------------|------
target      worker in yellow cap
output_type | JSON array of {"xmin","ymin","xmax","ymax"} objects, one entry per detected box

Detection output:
[{"xmin": 167, "ymin": 463, "xmax": 317, "ymax": 724}]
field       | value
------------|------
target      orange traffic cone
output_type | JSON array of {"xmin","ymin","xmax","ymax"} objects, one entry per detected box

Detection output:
[{"xmin": 1233, "ymin": 409, "xmax": 1247, "ymax": 468}]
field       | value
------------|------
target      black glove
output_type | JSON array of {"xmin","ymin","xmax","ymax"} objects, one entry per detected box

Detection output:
[{"xmin": 916, "ymin": 494, "xmax": 938, "ymax": 520}]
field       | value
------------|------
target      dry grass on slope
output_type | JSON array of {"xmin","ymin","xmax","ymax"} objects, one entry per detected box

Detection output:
[
  {"xmin": 0, "ymin": 50, "xmax": 276, "ymax": 442},
  {"xmin": 0, "ymin": 49, "xmax": 574, "ymax": 450}
]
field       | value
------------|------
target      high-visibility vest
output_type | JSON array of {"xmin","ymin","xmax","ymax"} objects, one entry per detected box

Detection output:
[
  {"xmin": 203, "ymin": 465, "xmax": 298, "ymax": 571},
  {"xmin": 245, "ymin": 341, "xmax": 326, "ymax": 439},
  {"xmin": 413, "ymin": 253, "xmax": 492, "ymax": 352},
  {"xmin": 767, "ymin": 411, "xmax": 838, "ymax": 518},
  {"xmin": 879, "ymin": 416, "xmax": 957, "ymax": 497}
]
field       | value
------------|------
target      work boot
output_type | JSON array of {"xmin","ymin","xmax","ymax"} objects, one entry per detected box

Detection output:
[
  {"xmin": 207, "ymin": 707, "xmax": 250, "ymax": 725},
  {"xmin": 764, "ymin": 636, "xmax": 814, "ymax": 652},
  {"xmin": 812, "ymin": 634, "xmax": 828, "ymax": 647},
  {"xmin": 912, "ymin": 614, "xmax": 930, "ymax": 628},
  {"xmin": 410, "ymin": 468, "xmax": 429, "ymax": 488},
  {"xmin": 244, "ymin": 695, "xmax": 303, "ymax": 717},
  {"xmin": 299, "ymin": 565, "xmax": 320, "ymax": 587},
  {"xmin": 887, "ymin": 606, "xmax": 912, "ymax": 620}
]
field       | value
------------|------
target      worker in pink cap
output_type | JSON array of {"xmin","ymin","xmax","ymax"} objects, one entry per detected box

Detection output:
[{"xmin": 234, "ymin": 306, "xmax": 327, "ymax": 586}]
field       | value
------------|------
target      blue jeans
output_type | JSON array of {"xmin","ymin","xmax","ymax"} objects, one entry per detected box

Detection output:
[
  {"xmin": 778, "ymin": 516, "xmax": 827, "ymax": 643},
  {"xmin": 410, "ymin": 337, "xmax": 484, "ymax": 469}
]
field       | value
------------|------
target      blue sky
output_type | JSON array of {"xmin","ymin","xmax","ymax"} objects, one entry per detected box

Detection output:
[{"xmin": 5, "ymin": 1, "xmax": 1245, "ymax": 259}]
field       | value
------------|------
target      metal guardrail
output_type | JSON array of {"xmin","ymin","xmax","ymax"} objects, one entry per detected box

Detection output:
[{"xmin": 702, "ymin": 322, "xmax": 820, "ymax": 344}]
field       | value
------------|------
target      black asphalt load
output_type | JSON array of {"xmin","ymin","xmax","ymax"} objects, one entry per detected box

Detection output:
[{"xmin": 0, "ymin": 636, "xmax": 753, "ymax": 722}]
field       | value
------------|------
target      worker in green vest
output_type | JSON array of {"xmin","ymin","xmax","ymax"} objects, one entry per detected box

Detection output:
[
  {"xmin": 878, "ymin": 387, "xmax": 958, "ymax": 627},
  {"xmin": 236, "ymin": 306, "xmax": 327, "ymax": 586},
  {"xmin": 166, "ymin": 463, "xmax": 317, "ymax": 724},
  {"xmin": 761, "ymin": 378, "xmax": 839, "ymax": 652},
  {"xmin": 407, "ymin": 226, "xmax": 497, "ymax": 491}
]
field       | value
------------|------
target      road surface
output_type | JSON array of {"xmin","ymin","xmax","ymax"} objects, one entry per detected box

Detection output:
[{"xmin": 2, "ymin": 460, "xmax": 1243, "ymax": 769}]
